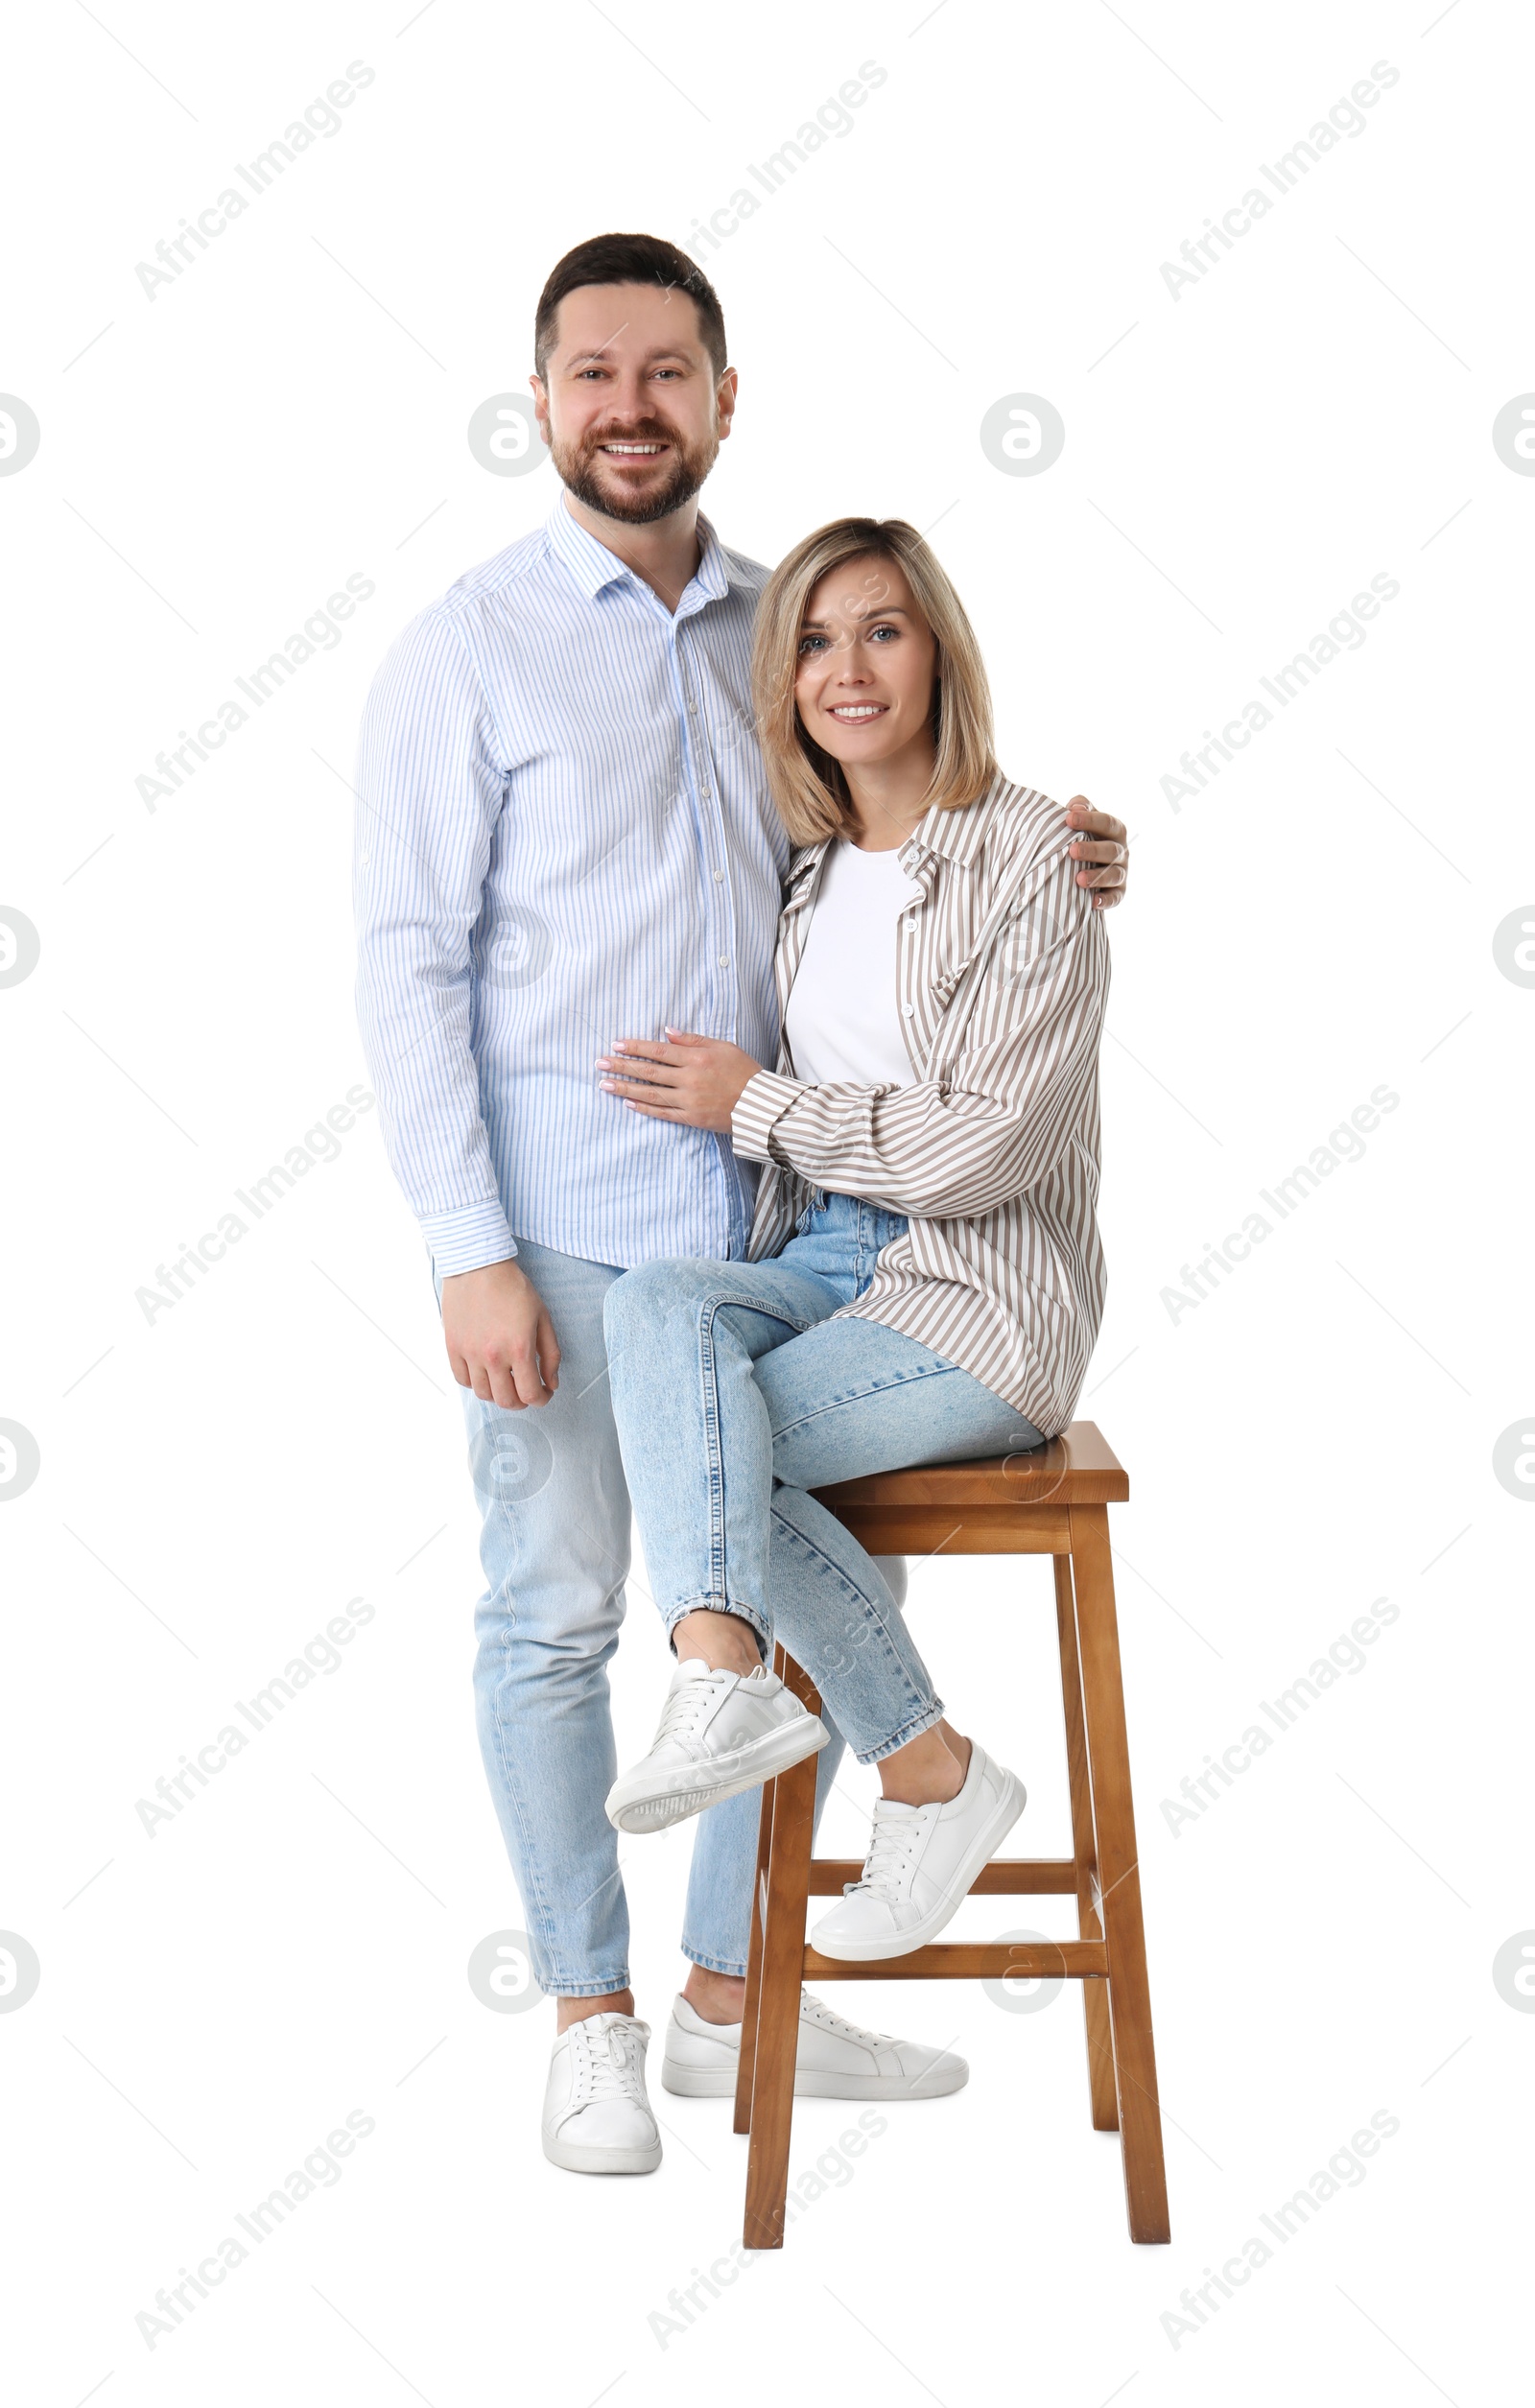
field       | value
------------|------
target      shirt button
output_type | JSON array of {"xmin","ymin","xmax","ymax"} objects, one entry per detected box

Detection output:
[
  {"xmin": 902, "ymin": 1003, "xmax": 915, "ymax": 1017},
  {"xmin": 713, "ymin": 869, "xmax": 724, "ymax": 883},
  {"xmin": 906, "ymin": 915, "xmax": 918, "ymax": 932},
  {"xmin": 719, "ymin": 955, "xmax": 729, "ymax": 967}
]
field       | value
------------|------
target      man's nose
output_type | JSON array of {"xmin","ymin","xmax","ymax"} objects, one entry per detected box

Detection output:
[{"xmin": 603, "ymin": 376, "xmax": 657, "ymax": 422}]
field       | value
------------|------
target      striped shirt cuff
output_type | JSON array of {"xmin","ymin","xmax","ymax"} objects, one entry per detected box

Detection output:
[
  {"xmin": 731, "ymin": 1068, "xmax": 809, "ymax": 1164},
  {"xmin": 419, "ymin": 1199, "xmax": 518, "ymax": 1278}
]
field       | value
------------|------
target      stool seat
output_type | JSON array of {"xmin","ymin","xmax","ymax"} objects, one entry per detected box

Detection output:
[
  {"xmin": 813, "ymin": 1422, "xmax": 1130, "ymax": 1509},
  {"xmin": 733, "ymin": 1419, "xmax": 1169, "ymax": 2250}
]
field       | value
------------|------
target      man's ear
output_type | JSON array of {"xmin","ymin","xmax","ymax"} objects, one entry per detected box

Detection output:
[
  {"xmin": 717, "ymin": 366, "xmax": 739, "ymax": 442},
  {"xmin": 530, "ymin": 372, "xmax": 552, "ymax": 444}
]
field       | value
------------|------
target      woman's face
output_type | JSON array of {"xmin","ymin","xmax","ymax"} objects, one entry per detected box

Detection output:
[{"xmin": 793, "ymin": 555, "xmax": 938, "ymax": 773}]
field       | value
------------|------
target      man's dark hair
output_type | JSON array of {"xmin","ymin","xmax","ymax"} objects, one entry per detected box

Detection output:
[{"xmin": 533, "ymin": 233, "xmax": 727, "ymax": 382}]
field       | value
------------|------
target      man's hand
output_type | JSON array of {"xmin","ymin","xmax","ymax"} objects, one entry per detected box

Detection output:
[
  {"xmin": 1065, "ymin": 796, "xmax": 1129, "ymax": 909},
  {"xmin": 596, "ymin": 1027, "xmax": 759, "ymax": 1130},
  {"xmin": 440, "ymin": 1258, "xmax": 560, "ymax": 1408}
]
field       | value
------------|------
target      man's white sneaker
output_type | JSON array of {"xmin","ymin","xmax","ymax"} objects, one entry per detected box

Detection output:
[
  {"xmin": 541, "ymin": 2012, "xmax": 661, "ymax": 2175},
  {"xmin": 605, "ymin": 1657, "xmax": 827, "ymax": 1834},
  {"xmin": 661, "ymin": 1990, "xmax": 968, "ymax": 2100},
  {"xmin": 809, "ymin": 1742, "xmax": 1026, "ymax": 1963}
]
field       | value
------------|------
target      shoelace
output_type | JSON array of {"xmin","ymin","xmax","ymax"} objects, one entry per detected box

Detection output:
[
  {"xmin": 800, "ymin": 1992, "xmax": 896, "ymax": 2046},
  {"xmin": 650, "ymin": 1670, "xmax": 728, "ymax": 1751},
  {"xmin": 650, "ymin": 1664, "xmax": 766, "ymax": 1750},
  {"xmin": 842, "ymin": 1804, "xmax": 933, "ymax": 1903},
  {"xmin": 570, "ymin": 2018, "xmax": 647, "ymax": 2106}
]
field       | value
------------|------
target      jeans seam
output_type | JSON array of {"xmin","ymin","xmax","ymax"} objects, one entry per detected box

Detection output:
[
  {"xmin": 769, "ymin": 1359, "xmax": 964, "ymax": 1449},
  {"xmin": 696, "ymin": 1290, "xmax": 817, "ymax": 1624}
]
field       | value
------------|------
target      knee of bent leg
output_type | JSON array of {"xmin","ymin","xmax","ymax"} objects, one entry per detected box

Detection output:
[{"xmin": 602, "ymin": 1256, "xmax": 697, "ymax": 1351}]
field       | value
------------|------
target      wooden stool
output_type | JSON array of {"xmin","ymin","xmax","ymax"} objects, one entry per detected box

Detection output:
[{"xmin": 733, "ymin": 1420, "xmax": 1169, "ymax": 2247}]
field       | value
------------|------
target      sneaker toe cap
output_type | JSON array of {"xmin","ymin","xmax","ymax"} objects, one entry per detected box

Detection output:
[
  {"xmin": 888, "ymin": 2039, "xmax": 968, "ymax": 2089},
  {"xmin": 552, "ymin": 2098, "xmax": 658, "ymax": 2155},
  {"xmin": 809, "ymin": 1900, "xmax": 903, "ymax": 1951}
]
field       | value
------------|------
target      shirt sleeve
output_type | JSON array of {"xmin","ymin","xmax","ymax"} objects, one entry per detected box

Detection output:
[
  {"xmin": 730, "ymin": 845, "xmax": 1108, "ymax": 1220},
  {"xmin": 353, "ymin": 608, "xmax": 516, "ymax": 1276}
]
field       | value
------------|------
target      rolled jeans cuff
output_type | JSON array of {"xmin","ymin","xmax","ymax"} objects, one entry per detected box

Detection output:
[
  {"xmin": 664, "ymin": 1594, "xmax": 772, "ymax": 1662},
  {"xmin": 858, "ymin": 1695, "xmax": 947, "ymax": 1767}
]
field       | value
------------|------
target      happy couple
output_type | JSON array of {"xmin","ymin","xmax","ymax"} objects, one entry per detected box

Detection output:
[{"xmin": 354, "ymin": 230, "xmax": 1129, "ymax": 2180}]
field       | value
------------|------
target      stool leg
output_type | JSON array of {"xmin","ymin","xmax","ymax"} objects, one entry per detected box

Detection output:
[
  {"xmin": 743, "ymin": 1654, "xmax": 819, "ymax": 2251},
  {"xmin": 1068, "ymin": 1505, "xmax": 1170, "ymax": 2244},
  {"xmin": 1053, "ymin": 1552, "xmax": 1119, "ymax": 2133},
  {"xmin": 733, "ymin": 1650, "xmax": 786, "ymax": 2136}
]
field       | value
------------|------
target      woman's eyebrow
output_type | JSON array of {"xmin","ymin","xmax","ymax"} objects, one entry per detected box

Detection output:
[{"xmin": 800, "ymin": 605, "xmax": 911, "ymax": 630}]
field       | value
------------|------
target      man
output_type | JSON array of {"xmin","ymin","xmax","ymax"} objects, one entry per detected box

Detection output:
[{"xmin": 355, "ymin": 232, "xmax": 1130, "ymax": 2177}]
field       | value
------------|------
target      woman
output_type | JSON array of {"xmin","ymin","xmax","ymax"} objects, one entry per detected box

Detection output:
[{"xmin": 595, "ymin": 516, "xmax": 1111, "ymax": 1963}]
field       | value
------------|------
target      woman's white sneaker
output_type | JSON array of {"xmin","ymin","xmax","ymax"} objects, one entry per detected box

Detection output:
[
  {"xmin": 541, "ymin": 2012, "xmax": 661, "ymax": 2175},
  {"xmin": 661, "ymin": 1990, "xmax": 968, "ymax": 2099},
  {"xmin": 809, "ymin": 1743, "xmax": 1026, "ymax": 1963},
  {"xmin": 605, "ymin": 1657, "xmax": 827, "ymax": 1833}
]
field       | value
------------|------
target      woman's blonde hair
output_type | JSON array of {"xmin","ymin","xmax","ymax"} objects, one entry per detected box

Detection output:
[{"xmin": 749, "ymin": 516, "xmax": 998, "ymax": 846}]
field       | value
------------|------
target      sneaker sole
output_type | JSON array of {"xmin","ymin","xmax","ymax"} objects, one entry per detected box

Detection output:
[
  {"xmin": 808, "ymin": 1773, "xmax": 1027, "ymax": 1963},
  {"xmin": 542, "ymin": 2127, "xmax": 662, "ymax": 2175},
  {"xmin": 660, "ymin": 2053, "xmax": 968, "ymax": 2100},
  {"xmin": 605, "ymin": 1715, "xmax": 829, "ymax": 1834}
]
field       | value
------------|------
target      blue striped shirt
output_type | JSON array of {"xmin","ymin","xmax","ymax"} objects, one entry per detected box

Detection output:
[{"xmin": 353, "ymin": 495, "xmax": 789, "ymax": 1276}]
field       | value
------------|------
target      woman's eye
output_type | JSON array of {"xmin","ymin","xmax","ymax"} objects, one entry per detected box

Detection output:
[{"xmin": 797, "ymin": 635, "xmax": 827, "ymax": 655}]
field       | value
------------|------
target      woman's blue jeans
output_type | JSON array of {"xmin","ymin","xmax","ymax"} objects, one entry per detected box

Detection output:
[{"xmin": 603, "ymin": 1192, "xmax": 1044, "ymax": 1765}]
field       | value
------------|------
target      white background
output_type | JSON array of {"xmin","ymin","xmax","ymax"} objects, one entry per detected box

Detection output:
[{"xmin": 2, "ymin": 1, "xmax": 1528, "ymax": 2401}]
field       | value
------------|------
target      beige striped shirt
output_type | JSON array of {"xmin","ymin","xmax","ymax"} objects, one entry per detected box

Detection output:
[{"xmin": 730, "ymin": 773, "xmax": 1109, "ymax": 1434}]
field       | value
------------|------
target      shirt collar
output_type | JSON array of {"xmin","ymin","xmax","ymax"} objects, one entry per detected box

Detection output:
[
  {"xmin": 787, "ymin": 772, "xmax": 1003, "ymax": 893},
  {"xmin": 545, "ymin": 490, "xmax": 736, "ymax": 612},
  {"xmin": 901, "ymin": 774, "xmax": 1004, "ymax": 871}
]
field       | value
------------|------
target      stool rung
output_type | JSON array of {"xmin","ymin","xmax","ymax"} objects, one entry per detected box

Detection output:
[
  {"xmin": 802, "ymin": 1940, "xmax": 1108, "ymax": 1981},
  {"xmin": 806, "ymin": 1856, "xmax": 1080, "ymax": 1897}
]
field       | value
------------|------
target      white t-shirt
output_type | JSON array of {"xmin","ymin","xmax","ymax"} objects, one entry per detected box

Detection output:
[{"xmin": 782, "ymin": 838, "xmax": 923, "ymax": 1089}]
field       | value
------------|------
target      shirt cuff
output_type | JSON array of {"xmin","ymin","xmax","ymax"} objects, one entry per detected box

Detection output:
[
  {"xmin": 420, "ymin": 1198, "xmax": 518, "ymax": 1278},
  {"xmin": 730, "ymin": 1068, "xmax": 808, "ymax": 1164}
]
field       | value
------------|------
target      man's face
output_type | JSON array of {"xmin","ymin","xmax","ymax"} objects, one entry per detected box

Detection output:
[{"xmin": 531, "ymin": 282, "xmax": 736, "ymax": 526}]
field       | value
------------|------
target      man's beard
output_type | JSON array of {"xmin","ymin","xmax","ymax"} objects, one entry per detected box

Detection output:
[{"xmin": 551, "ymin": 416, "xmax": 718, "ymax": 526}]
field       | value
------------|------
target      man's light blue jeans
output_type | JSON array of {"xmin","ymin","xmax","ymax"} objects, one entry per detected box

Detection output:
[{"xmin": 603, "ymin": 1192, "xmax": 1043, "ymax": 1764}]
